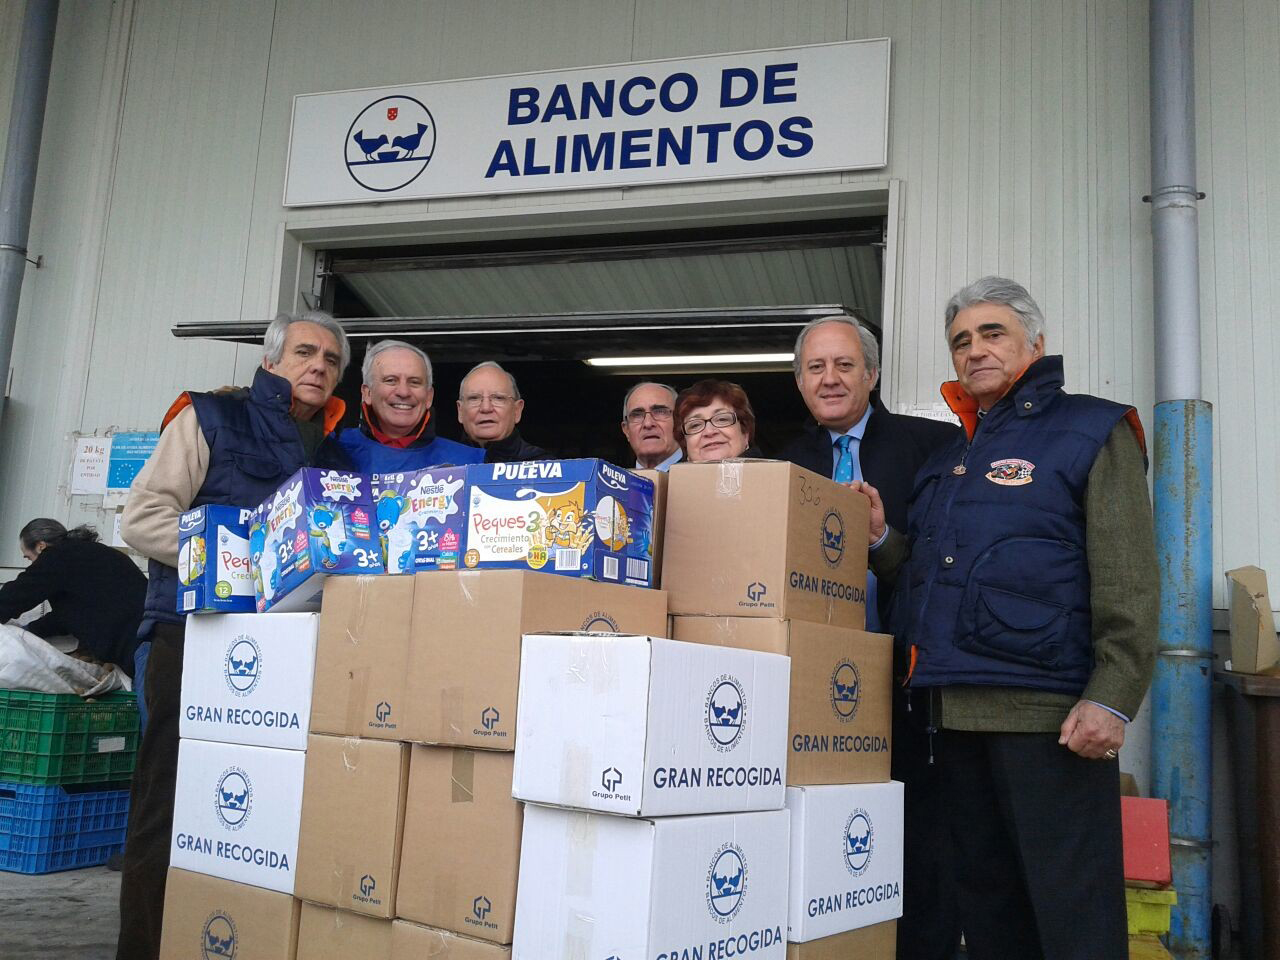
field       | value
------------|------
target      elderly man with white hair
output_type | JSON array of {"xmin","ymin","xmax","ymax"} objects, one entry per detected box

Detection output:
[
  {"xmin": 860, "ymin": 277, "xmax": 1158, "ymax": 960},
  {"xmin": 339, "ymin": 339, "xmax": 483, "ymax": 472},
  {"xmin": 117, "ymin": 310, "xmax": 353, "ymax": 960}
]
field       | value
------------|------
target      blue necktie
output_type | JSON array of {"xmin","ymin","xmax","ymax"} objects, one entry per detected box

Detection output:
[{"xmin": 834, "ymin": 434, "xmax": 881, "ymax": 632}]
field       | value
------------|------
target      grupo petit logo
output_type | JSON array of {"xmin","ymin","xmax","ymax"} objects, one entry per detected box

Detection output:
[
  {"xmin": 821, "ymin": 508, "xmax": 845, "ymax": 567},
  {"xmin": 223, "ymin": 635, "xmax": 262, "ymax": 697},
  {"xmin": 201, "ymin": 912, "xmax": 237, "ymax": 959},
  {"xmin": 704, "ymin": 675, "xmax": 746, "ymax": 752},
  {"xmin": 344, "ymin": 96, "xmax": 436, "ymax": 193},
  {"xmin": 706, "ymin": 842, "xmax": 748, "ymax": 922},
  {"xmin": 214, "ymin": 767, "xmax": 253, "ymax": 831},
  {"xmin": 843, "ymin": 808, "xmax": 874, "ymax": 877},
  {"xmin": 830, "ymin": 658, "xmax": 861, "ymax": 722}
]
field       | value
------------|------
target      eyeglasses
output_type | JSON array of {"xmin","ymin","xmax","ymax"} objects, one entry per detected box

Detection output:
[
  {"xmin": 460, "ymin": 393, "xmax": 516, "ymax": 409},
  {"xmin": 625, "ymin": 405, "xmax": 674, "ymax": 425},
  {"xmin": 682, "ymin": 411, "xmax": 739, "ymax": 435}
]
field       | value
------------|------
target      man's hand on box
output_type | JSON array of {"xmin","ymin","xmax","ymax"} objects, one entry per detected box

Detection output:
[
  {"xmin": 1058, "ymin": 700, "xmax": 1125, "ymax": 759},
  {"xmin": 851, "ymin": 482, "xmax": 886, "ymax": 543}
]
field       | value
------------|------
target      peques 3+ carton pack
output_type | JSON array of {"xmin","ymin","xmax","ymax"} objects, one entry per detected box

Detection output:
[
  {"xmin": 371, "ymin": 467, "xmax": 468, "ymax": 574},
  {"xmin": 176, "ymin": 505, "xmax": 256, "ymax": 614},
  {"xmin": 463, "ymin": 459, "xmax": 656, "ymax": 587},
  {"xmin": 249, "ymin": 468, "xmax": 383, "ymax": 612}
]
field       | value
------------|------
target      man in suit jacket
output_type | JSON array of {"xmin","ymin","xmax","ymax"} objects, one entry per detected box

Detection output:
[{"xmin": 780, "ymin": 314, "xmax": 961, "ymax": 960}]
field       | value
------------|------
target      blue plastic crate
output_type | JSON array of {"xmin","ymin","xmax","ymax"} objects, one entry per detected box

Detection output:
[{"xmin": 0, "ymin": 780, "xmax": 130, "ymax": 874}]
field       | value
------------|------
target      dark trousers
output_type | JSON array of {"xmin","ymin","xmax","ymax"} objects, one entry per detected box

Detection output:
[
  {"xmin": 938, "ymin": 729, "xmax": 1128, "ymax": 960},
  {"xmin": 893, "ymin": 690, "xmax": 962, "ymax": 960},
  {"xmin": 117, "ymin": 621, "xmax": 184, "ymax": 960}
]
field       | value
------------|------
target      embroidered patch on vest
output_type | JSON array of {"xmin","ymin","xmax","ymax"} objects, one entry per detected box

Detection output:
[{"xmin": 986, "ymin": 459, "xmax": 1035, "ymax": 485}]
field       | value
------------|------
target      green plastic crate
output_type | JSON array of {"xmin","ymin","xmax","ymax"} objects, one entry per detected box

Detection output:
[{"xmin": 0, "ymin": 690, "xmax": 139, "ymax": 785}]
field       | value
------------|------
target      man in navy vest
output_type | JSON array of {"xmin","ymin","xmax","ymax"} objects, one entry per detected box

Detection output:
[
  {"xmin": 339, "ymin": 339, "xmax": 483, "ymax": 472},
  {"xmin": 861, "ymin": 277, "xmax": 1158, "ymax": 960},
  {"xmin": 116, "ymin": 310, "xmax": 352, "ymax": 960},
  {"xmin": 780, "ymin": 314, "xmax": 961, "ymax": 960}
]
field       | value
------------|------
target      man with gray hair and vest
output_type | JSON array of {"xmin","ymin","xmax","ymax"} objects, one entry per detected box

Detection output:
[
  {"xmin": 338, "ymin": 339, "xmax": 483, "ymax": 472},
  {"xmin": 116, "ymin": 310, "xmax": 352, "ymax": 960},
  {"xmin": 859, "ymin": 277, "xmax": 1158, "ymax": 960}
]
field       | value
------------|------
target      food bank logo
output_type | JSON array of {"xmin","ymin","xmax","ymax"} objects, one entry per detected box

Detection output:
[
  {"xmin": 822, "ymin": 509, "xmax": 845, "ymax": 567},
  {"xmin": 830, "ymin": 659, "xmax": 861, "ymax": 721},
  {"xmin": 214, "ymin": 768, "xmax": 253, "ymax": 831},
  {"xmin": 345, "ymin": 96, "xmax": 436, "ymax": 193},
  {"xmin": 223, "ymin": 635, "xmax": 262, "ymax": 697},
  {"xmin": 582, "ymin": 612, "xmax": 619, "ymax": 632},
  {"xmin": 706, "ymin": 843, "xmax": 748, "ymax": 922},
  {"xmin": 705, "ymin": 676, "xmax": 746, "ymax": 751},
  {"xmin": 844, "ymin": 809, "xmax": 874, "ymax": 876},
  {"xmin": 201, "ymin": 912, "xmax": 237, "ymax": 959}
]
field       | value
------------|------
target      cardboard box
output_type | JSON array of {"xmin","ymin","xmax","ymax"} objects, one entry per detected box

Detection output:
[
  {"xmin": 296, "ymin": 903, "xmax": 392, "ymax": 959},
  {"xmin": 513, "ymin": 804, "xmax": 789, "ymax": 960},
  {"xmin": 372, "ymin": 467, "xmax": 468, "ymax": 574},
  {"xmin": 392, "ymin": 922, "xmax": 513, "ymax": 959},
  {"xmin": 785, "ymin": 782, "xmax": 904, "ymax": 942},
  {"xmin": 159, "ymin": 867, "xmax": 300, "ymax": 960},
  {"xmin": 309, "ymin": 575, "xmax": 415, "ymax": 739},
  {"xmin": 786, "ymin": 920, "xmax": 897, "ymax": 959},
  {"xmin": 1225, "ymin": 566, "xmax": 1280, "ymax": 674},
  {"xmin": 397, "ymin": 748, "xmax": 522, "ymax": 943},
  {"xmin": 463, "ymin": 459, "xmax": 655, "ymax": 587},
  {"xmin": 662, "ymin": 461, "xmax": 870, "ymax": 628},
  {"xmin": 401, "ymin": 571, "xmax": 668, "ymax": 749},
  {"xmin": 171, "ymin": 739, "xmax": 306, "ymax": 894},
  {"xmin": 180, "ymin": 613, "xmax": 318, "ymax": 750},
  {"xmin": 251, "ymin": 468, "xmax": 383, "ymax": 613},
  {"xmin": 672, "ymin": 617, "xmax": 892, "ymax": 784},
  {"xmin": 633, "ymin": 467, "xmax": 667, "ymax": 588},
  {"xmin": 178, "ymin": 505, "xmax": 257, "ymax": 614},
  {"xmin": 513, "ymin": 633, "xmax": 789, "ymax": 816},
  {"xmin": 1122, "ymin": 796, "xmax": 1173, "ymax": 888},
  {"xmin": 295, "ymin": 735, "xmax": 410, "ymax": 918}
]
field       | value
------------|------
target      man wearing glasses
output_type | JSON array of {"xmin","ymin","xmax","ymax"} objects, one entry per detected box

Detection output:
[
  {"xmin": 457, "ymin": 360, "xmax": 552, "ymax": 463},
  {"xmin": 620, "ymin": 381, "xmax": 682, "ymax": 471}
]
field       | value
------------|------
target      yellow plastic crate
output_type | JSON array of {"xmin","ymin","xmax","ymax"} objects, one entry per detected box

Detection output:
[
  {"xmin": 1129, "ymin": 934, "xmax": 1173, "ymax": 959},
  {"xmin": 1125, "ymin": 887, "xmax": 1177, "ymax": 936}
]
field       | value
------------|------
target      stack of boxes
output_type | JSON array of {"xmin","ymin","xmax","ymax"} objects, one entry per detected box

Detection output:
[
  {"xmin": 159, "ymin": 460, "xmax": 667, "ymax": 959},
  {"xmin": 663, "ymin": 460, "xmax": 905, "ymax": 958}
]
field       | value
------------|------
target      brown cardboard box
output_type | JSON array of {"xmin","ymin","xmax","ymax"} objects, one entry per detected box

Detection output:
[
  {"xmin": 634, "ymin": 468, "xmax": 668, "ymax": 588},
  {"xmin": 1226, "ymin": 566, "xmax": 1280, "ymax": 674},
  {"xmin": 661, "ymin": 461, "xmax": 870, "ymax": 628},
  {"xmin": 310, "ymin": 575, "xmax": 416, "ymax": 739},
  {"xmin": 296, "ymin": 903, "xmax": 392, "ymax": 959},
  {"xmin": 401, "ymin": 570, "xmax": 667, "ymax": 748},
  {"xmin": 295, "ymin": 735, "xmax": 410, "ymax": 919},
  {"xmin": 396, "ymin": 747, "xmax": 523, "ymax": 943},
  {"xmin": 786, "ymin": 919, "xmax": 897, "ymax": 959},
  {"xmin": 672, "ymin": 616, "xmax": 892, "ymax": 784},
  {"xmin": 392, "ymin": 921, "xmax": 514, "ymax": 959},
  {"xmin": 159, "ymin": 868, "xmax": 300, "ymax": 960}
]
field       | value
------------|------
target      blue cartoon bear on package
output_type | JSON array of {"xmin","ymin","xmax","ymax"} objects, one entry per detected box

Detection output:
[
  {"xmin": 371, "ymin": 466, "xmax": 468, "ymax": 574},
  {"xmin": 248, "ymin": 468, "xmax": 383, "ymax": 612}
]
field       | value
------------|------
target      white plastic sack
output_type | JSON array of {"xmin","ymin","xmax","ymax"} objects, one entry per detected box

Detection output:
[{"xmin": 0, "ymin": 624, "xmax": 132, "ymax": 696}]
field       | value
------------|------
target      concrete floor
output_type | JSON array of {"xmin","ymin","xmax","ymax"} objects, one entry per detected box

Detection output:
[{"xmin": 0, "ymin": 865, "xmax": 119, "ymax": 959}]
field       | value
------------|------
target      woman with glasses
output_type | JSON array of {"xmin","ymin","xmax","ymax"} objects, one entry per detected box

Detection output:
[{"xmin": 674, "ymin": 379, "xmax": 762, "ymax": 463}]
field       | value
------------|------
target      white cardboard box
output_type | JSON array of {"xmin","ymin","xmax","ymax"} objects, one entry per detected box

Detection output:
[
  {"xmin": 171, "ymin": 738, "xmax": 307, "ymax": 894},
  {"xmin": 785, "ymin": 782, "xmax": 904, "ymax": 942},
  {"xmin": 512, "ymin": 804, "xmax": 789, "ymax": 960},
  {"xmin": 180, "ymin": 613, "xmax": 319, "ymax": 750},
  {"xmin": 513, "ymin": 634, "xmax": 790, "ymax": 816}
]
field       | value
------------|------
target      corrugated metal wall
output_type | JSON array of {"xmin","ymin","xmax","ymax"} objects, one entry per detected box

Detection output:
[{"xmin": 0, "ymin": 0, "xmax": 1277, "ymax": 610}]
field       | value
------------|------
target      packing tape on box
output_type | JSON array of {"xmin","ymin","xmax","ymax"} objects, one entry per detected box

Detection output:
[
  {"xmin": 342, "ymin": 736, "xmax": 360, "ymax": 772},
  {"xmin": 342, "ymin": 576, "xmax": 374, "ymax": 735},
  {"xmin": 451, "ymin": 748, "xmax": 475, "ymax": 803},
  {"xmin": 560, "ymin": 743, "xmax": 592, "ymax": 801},
  {"xmin": 717, "ymin": 461, "xmax": 743, "ymax": 498}
]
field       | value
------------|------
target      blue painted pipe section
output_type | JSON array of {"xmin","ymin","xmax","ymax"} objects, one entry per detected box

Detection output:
[{"xmin": 1151, "ymin": 399, "xmax": 1213, "ymax": 959}]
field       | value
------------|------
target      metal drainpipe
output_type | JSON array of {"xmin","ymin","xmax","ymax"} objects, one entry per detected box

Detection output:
[
  {"xmin": 1148, "ymin": 1, "xmax": 1212, "ymax": 957},
  {"xmin": 0, "ymin": 0, "xmax": 59, "ymax": 408}
]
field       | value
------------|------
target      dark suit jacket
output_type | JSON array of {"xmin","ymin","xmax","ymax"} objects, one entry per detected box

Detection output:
[{"xmin": 780, "ymin": 401, "xmax": 960, "ymax": 619}]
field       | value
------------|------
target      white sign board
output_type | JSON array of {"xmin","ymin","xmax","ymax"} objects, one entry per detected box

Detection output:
[
  {"xmin": 70, "ymin": 436, "xmax": 110, "ymax": 495},
  {"xmin": 284, "ymin": 39, "xmax": 889, "ymax": 206}
]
